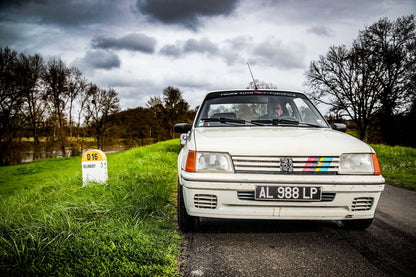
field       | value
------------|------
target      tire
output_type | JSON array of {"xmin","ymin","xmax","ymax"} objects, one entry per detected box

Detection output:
[
  {"xmin": 342, "ymin": 218, "xmax": 373, "ymax": 230},
  {"xmin": 177, "ymin": 181, "xmax": 199, "ymax": 232}
]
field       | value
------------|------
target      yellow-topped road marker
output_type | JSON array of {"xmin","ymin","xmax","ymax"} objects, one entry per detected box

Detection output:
[{"xmin": 82, "ymin": 149, "xmax": 107, "ymax": 185}]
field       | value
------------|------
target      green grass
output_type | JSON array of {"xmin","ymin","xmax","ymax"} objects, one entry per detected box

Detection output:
[
  {"xmin": 346, "ymin": 130, "xmax": 359, "ymax": 139},
  {"xmin": 0, "ymin": 157, "xmax": 81, "ymax": 196},
  {"xmin": 372, "ymin": 144, "xmax": 416, "ymax": 190},
  {"xmin": 0, "ymin": 140, "xmax": 181, "ymax": 276}
]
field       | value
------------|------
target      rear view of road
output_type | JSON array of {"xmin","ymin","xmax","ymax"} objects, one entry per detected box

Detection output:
[{"xmin": 179, "ymin": 185, "xmax": 416, "ymax": 276}]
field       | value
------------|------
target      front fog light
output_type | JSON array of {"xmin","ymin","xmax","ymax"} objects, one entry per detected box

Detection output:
[
  {"xmin": 196, "ymin": 152, "xmax": 234, "ymax": 172},
  {"xmin": 339, "ymin": 153, "xmax": 375, "ymax": 174}
]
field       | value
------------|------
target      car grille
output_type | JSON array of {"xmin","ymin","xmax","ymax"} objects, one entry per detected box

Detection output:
[
  {"xmin": 237, "ymin": 191, "xmax": 336, "ymax": 202},
  {"xmin": 232, "ymin": 155, "xmax": 339, "ymax": 174},
  {"xmin": 194, "ymin": 194, "xmax": 217, "ymax": 209},
  {"xmin": 351, "ymin": 197, "xmax": 373, "ymax": 211}
]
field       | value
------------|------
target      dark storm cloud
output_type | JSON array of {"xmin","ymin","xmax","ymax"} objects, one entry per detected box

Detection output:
[
  {"xmin": 136, "ymin": 0, "xmax": 240, "ymax": 29},
  {"xmin": 221, "ymin": 36, "xmax": 252, "ymax": 65},
  {"xmin": 0, "ymin": 0, "xmax": 45, "ymax": 9},
  {"xmin": 0, "ymin": 0, "xmax": 126, "ymax": 27},
  {"xmin": 262, "ymin": 0, "xmax": 401, "ymax": 23},
  {"xmin": 250, "ymin": 38, "xmax": 305, "ymax": 69},
  {"xmin": 160, "ymin": 38, "xmax": 219, "ymax": 57},
  {"xmin": 91, "ymin": 33, "xmax": 157, "ymax": 53},
  {"xmin": 307, "ymin": 26, "xmax": 333, "ymax": 37},
  {"xmin": 159, "ymin": 43, "xmax": 182, "ymax": 56},
  {"xmin": 159, "ymin": 36, "xmax": 304, "ymax": 69},
  {"xmin": 183, "ymin": 38, "xmax": 219, "ymax": 54},
  {"xmin": 82, "ymin": 50, "xmax": 121, "ymax": 70},
  {"xmin": 0, "ymin": 25, "xmax": 21, "ymax": 47}
]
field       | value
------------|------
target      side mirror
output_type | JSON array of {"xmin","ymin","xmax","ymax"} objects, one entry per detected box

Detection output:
[
  {"xmin": 331, "ymin": 123, "xmax": 347, "ymax": 132},
  {"xmin": 175, "ymin": 123, "xmax": 192, "ymax": 133}
]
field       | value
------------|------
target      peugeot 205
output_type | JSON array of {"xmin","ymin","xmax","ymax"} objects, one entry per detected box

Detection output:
[{"xmin": 175, "ymin": 90, "xmax": 384, "ymax": 231}]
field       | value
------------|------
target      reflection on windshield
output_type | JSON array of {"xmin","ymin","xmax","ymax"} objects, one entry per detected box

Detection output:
[{"xmin": 196, "ymin": 92, "xmax": 328, "ymax": 128}]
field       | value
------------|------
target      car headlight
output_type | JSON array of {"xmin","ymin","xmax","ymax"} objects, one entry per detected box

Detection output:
[
  {"xmin": 339, "ymin": 153, "xmax": 381, "ymax": 175},
  {"xmin": 185, "ymin": 151, "xmax": 234, "ymax": 173}
]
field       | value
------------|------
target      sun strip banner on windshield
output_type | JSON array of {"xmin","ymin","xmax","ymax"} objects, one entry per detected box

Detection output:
[{"xmin": 206, "ymin": 90, "xmax": 299, "ymax": 100}]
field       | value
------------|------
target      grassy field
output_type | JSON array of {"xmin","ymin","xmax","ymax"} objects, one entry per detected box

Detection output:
[
  {"xmin": 0, "ymin": 140, "xmax": 181, "ymax": 276},
  {"xmin": 372, "ymin": 144, "xmax": 416, "ymax": 190}
]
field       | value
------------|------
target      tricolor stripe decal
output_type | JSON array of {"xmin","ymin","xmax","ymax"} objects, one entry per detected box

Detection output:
[{"xmin": 303, "ymin": 157, "xmax": 334, "ymax": 172}]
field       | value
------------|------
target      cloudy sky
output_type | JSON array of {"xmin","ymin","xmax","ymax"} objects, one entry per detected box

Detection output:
[{"xmin": 1, "ymin": 0, "xmax": 415, "ymax": 111}]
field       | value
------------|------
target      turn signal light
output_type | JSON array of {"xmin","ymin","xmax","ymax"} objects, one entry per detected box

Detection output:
[
  {"xmin": 372, "ymin": 154, "xmax": 381, "ymax": 175},
  {"xmin": 185, "ymin": 150, "xmax": 196, "ymax": 172}
]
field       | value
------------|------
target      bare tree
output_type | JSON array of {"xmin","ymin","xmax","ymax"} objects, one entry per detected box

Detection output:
[
  {"xmin": 247, "ymin": 80, "xmax": 278, "ymax": 90},
  {"xmin": 67, "ymin": 66, "xmax": 87, "ymax": 146},
  {"xmin": 74, "ymin": 82, "xmax": 93, "ymax": 152},
  {"xmin": 306, "ymin": 45, "xmax": 382, "ymax": 141},
  {"xmin": 0, "ymin": 47, "xmax": 23, "ymax": 165},
  {"xmin": 358, "ymin": 15, "xmax": 416, "ymax": 143},
  {"xmin": 18, "ymin": 53, "xmax": 46, "ymax": 161},
  {"xmin": 43, "ymin": 58, "xmax": 70, "ymax": 155},
  {"xmin": 86, "ymin": 86, "xmax": 120, "ymax": 150},
  {"xmin": 306, "ymin": 15, "xmax": 416, "ymax": 142}
]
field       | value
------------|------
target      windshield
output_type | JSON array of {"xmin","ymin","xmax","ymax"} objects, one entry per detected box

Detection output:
[{"xmin": 195, "ymin": 91, "xmax": 329, "ymax": 128}]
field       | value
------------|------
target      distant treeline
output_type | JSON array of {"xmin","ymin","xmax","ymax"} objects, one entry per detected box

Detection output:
[
  {"xmin": 112, "ymin": 87, "xmax": 196, "ymax": 147},
  {"xmin": 0, "ymin": 47, "xmax": 195, "ymax": 165}
]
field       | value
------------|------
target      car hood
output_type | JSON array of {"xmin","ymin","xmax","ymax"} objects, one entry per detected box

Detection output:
[{"xmin": 193, "ymin": 127, "xmax": 373, "ymax": 156}]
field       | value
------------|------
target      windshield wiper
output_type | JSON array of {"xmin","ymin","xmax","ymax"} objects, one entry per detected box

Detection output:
[
  {"xmin": 250, "ymin": 119, "xmax": 272, "ymax": 126},
  {"xmin": 201, "ymin": 117, "xmax": 309, "ymax": 127},
  {"xmin": 201, "ymin": 117, "xmax": 246, "ymax": 125},
  {"xmin": 251, "ymin": 118, "xmax": 300, "ymax": 126}
]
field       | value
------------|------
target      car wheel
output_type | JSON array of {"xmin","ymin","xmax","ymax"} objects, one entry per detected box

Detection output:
[
  {"xmin": 177, "ymin": 181, "xmax": 199, "ymax": 232},
  {"xmin": 342, "ymin": 218, "xmax": 373, "ymax": 229}
]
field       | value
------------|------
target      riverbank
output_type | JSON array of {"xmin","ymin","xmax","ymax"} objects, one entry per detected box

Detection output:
[
  {"xmin": 4, "ymin": 137, "xmax": 158, "ymax": 165},
  {"xmin": 0, "ymin": 139, "xmax": 181, "ymax": 276}
]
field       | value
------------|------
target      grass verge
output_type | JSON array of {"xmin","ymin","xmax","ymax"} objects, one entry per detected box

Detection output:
[
  {"xmin": 0, "ymin": 140, "xmax": 181, "ymax": 276},
  {"xmin": 372, "ymin": 144, "xmax": 416, "ymax": 190}
]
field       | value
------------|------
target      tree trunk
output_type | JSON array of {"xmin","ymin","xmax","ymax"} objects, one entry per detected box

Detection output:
[{"xmin": 33, "ymin": 128, "xmax": 41, "ymax": 161}]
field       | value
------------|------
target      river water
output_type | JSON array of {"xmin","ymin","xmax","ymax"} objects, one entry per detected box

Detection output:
[{"xmin": 20, "ymin": 147, "xmax": 128, "ymax": 164}]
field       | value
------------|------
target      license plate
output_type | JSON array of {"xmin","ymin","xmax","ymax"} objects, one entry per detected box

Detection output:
[{"xmin": 255, "ymin": 186, "xmax": 321, "ymax": 201}]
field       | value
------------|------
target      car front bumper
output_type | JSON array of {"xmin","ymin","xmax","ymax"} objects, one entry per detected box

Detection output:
[{"xmin": 180, "ymin": 172, "xmax": 385, "ymax": 220}]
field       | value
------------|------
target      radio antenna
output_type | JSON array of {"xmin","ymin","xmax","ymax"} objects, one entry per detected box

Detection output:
[{"xmin": 247, "ymin": 62, "xmax": 258, "ymax": 90}]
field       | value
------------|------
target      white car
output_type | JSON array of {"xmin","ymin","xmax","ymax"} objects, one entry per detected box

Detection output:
[{"xmin": 175, "ymin": 90, "xmax": 384, "ymax": 231}]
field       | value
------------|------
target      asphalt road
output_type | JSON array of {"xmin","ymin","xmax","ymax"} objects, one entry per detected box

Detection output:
[{"xmin": 179, "ymin": 185, "xmax": 416, "ymax": 277}]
